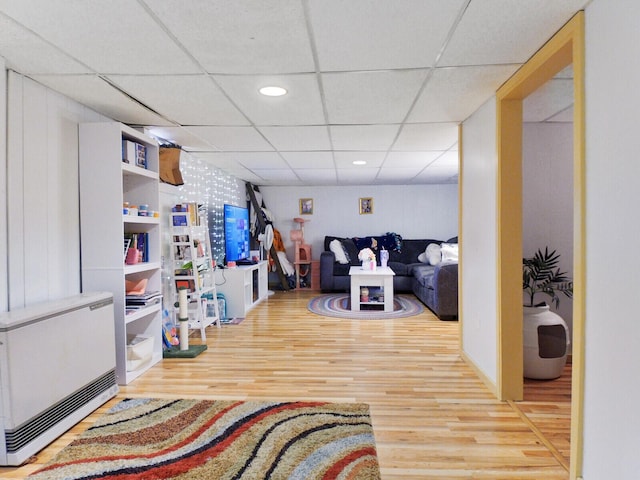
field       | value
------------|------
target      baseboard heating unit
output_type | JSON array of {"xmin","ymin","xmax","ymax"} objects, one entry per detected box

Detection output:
[{"xmin": 0, "ymin": 292, "xmax": 119, "ymax": 465}]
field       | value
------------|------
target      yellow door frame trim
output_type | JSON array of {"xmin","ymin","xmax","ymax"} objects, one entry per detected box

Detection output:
[{"xmin": 495, "ymin": 12, "xmax": 585, "ymax": 479}]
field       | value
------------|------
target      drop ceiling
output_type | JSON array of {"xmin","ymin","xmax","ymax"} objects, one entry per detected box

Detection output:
[{"xmin": 0, "ymin": 0, "xmax": 588, "ymax": 186}]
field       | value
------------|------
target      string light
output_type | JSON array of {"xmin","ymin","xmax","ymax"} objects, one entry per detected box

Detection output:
[{"xmin": 176, "ymin": 155, "xmax": 245, "ymax": 264}]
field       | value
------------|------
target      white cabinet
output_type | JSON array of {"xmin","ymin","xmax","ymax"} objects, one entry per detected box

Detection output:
[
  {"xmin": 79, "ymin": 122, "xmax": 162, "ymax": 385},
  {"xmin": 215, "ymin": 262, "xmax": 268, "ymax": 318}
]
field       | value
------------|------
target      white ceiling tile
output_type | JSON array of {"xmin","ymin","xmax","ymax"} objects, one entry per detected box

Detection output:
[
  {"xmin": 337, "ymin": 168, "xmax": 379, "ymax": 185},
  {"xmin": 438, "ymin": 0, "xmax": 591, "ymax": 66},
  {"xmin": 333, "ymin": 152, "xmax": 386, "ymax": 168},
  {"xmin": 294, "ymin": 169, "xmax": 338, "ymax": 184},
  {"xmin": 280, "ymin": 152, "xmax": 334, "ymax": 168},
  {"xmin": 145, "ymin": 126, "xmax": 218, "ymax": 150},
  {"xmin": 413, "ymin": 165, "xmax": 459, "ymax": 183},
  {"xmin": 250, "ymin": 169, "xmax": 301, "ymax": 183},
  {"xmin": 183, "ymin": 126, "xmax": 274, "ymax": 151},
  {"xmin": 215, "ymin": 74, "xmax": 325, "ymax": 126},
  {"xmin": 190, "ymin": 152, "xmax": 240, "ymax": 169},
  {"xmin": 0, "ymin": 0, "xmax": 584, "ymax": 187},
  {"xmin": 308, "ymin": 0, "xmax": 466, "ymax": 71},
  {"xmin": 546, "ymin": 105, "xmax": 574, "ymax": 123},
  {"xmin": 431, "ymin": 151, "xmax": 460, "ymax": 168},
  {"xmin": 523, "ymin": 78, "xmax": 574, "ymax": 122},
  {"xmin": 409, "ymin": 65, "xmax": 519, "ymax": 123},
  {"xmin": 330, "ymin": 125, "xmax": 400, "ymax": 151},
  {"xmin": 322, "ymin": 70, "xmax": 427, "ymax": 124},
  {"xmin": 31, "ymin": 74, "xmax": 174, "ymax": 126},
  {"xmin": 220, "ymin": 168, "xmax": 265, "ymax": 184},
  {"xmin": 208, "ymin": 152, "xmax": 286, "ymax": 169},
  {"xmin": 0, "ymin": 15, "xmax": 92, "ymax": 74},
  {"xmin": 384, "ymin": 152, "xmax": 442, "ymax": 168},
  {"xmin": 393, "ymin": 123, "xmax": 458, "ymax": 151},
  {"xmin": 108, "ymin": 75, "xmax": 249, "ymax": 126},
  {"xmin": 258, "ymin": 126, "xmax": 331, "ymax": 150},
  {"xmin": 377, "ymin": 167, "xmax": 423, "ymax": 183},
  {"xmin": 145, "ymin": 0, "xmax": 314, "ymax": 74},
  {"xmin": 0, "ymin": 0, "xmax": 200, "ymax": 74}
]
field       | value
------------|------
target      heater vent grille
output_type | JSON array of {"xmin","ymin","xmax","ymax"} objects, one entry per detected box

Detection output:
[{"xmin": 4, "ymin": 370, "xmax": 116, "ymax": 453}]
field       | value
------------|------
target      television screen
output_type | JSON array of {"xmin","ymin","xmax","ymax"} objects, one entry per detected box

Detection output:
[{"xmin": 223, "ymin": 204, "xmax": 250, "ymax": 263}]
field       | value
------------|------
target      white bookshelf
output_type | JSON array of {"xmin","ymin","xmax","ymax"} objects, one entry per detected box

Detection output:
[{"xmin": 79, "ymin": 122, "xmax": 162, "ymax": 385}]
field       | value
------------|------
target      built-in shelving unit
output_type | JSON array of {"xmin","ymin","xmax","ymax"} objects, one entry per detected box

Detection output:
[{"xmin": 79, "ymin": 122, "xmax": 162, "ymax": 385}]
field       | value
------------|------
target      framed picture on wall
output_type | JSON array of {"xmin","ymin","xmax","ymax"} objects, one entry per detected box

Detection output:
[
  {"xmin": 300, "ymin": 198, "xmax": 313, "ymax": 215},
  {"xmin": 359, "ymin": 197, "xmax": 373, "ymax": 214}
]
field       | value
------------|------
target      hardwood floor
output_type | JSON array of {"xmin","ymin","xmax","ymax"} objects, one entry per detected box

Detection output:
[
  {"xmin": 0, "ymin": 290, "xmax": 571, "ymax": 479},
  {"xmin": 517, "ymin": 363, "xmax": 572, "ymax": 469}
]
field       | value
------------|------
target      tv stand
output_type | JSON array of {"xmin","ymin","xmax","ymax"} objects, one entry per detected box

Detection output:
[
  {"xmin": 235, "ymin": 258, "xmax": 256, "ymax": 266},
  {"xmin": 215, "ymin": 261, "xmax": 267, "ymax": 318}
]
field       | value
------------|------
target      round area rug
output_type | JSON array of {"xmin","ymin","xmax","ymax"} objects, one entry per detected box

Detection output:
[{"xmin": 307, "ymin": 294, "xmax": 423, "ymax": 319}]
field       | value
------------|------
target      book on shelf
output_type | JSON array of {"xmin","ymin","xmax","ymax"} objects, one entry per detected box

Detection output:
[
  {"xmin": 124, "ymin": 233, "xmax": 149, "ymax": 264},
  {"xmin": 175, "ymin": 279, "xmax": 196, "ymax": 293},
  {"xmin": 126, "ymin": 290, "xmax": 162, "ymax": 309},
  {"xmin": 171, "ymin": 202, "xmax": 205, "ymax": 226},
  {"xmin": 122, "ymin": 139, "xmax": 147, "ymax": 168}
]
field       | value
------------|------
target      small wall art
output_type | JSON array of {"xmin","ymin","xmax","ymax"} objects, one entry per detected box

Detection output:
[
  {"xmin": 359, "ymin": 197, "xmax": 373, "ymax": 214},
  {"xmin": 299, "ymin": 198, "xmax": 313, "ymax": 215}
]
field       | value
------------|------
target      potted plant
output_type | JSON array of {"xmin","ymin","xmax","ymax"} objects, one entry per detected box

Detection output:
[
  {"xmin": 522, "ymin": 247, "xmax": 573, "ymax": 380},
  {"xmin": 523, "ymin": 246, "xmax": 573, "ymax": 308}
]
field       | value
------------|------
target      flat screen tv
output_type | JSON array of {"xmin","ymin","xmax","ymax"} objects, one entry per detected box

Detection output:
[{"xmin": 223, "ymin": 204, "xmax": 250, "ymax": 264}]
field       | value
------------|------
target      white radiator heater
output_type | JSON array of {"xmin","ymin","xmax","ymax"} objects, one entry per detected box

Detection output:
[{"xmin": 0, "ymin": 292, "xmax": 119, "ymax": 466}]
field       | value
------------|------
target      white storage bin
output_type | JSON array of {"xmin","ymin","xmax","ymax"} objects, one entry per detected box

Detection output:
[{"xmin": 126, "ymin": 334, "xmax": 154, "ymax": 372}]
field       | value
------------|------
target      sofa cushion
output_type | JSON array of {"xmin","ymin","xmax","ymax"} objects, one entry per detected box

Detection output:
[
  {"xmin": 388, "ymin": 261, "xmax": 409, "ymax": 276},
  {"xmin": 413, "ymin": 264, "xmax": 437, "ymax": 289},
  {"xmin": 341, "ymin": 238, "xmax": 361, "ymax": 266},
  {"xmin": 333, "ymin": 263, "xmax": 353, "ymax": 276}
]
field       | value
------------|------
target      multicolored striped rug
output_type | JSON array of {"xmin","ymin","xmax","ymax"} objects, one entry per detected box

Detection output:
[
  {"xmin": 27, "ymin": 398, "xmax": 381, "ymax": 480},
  {"xmin": 308, "ymin": 293, "xmax": 423, "ymax": 319}
]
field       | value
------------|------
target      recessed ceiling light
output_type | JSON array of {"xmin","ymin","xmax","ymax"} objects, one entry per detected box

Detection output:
[
  {"xmin": 353, "ymin": 160, "xmax": 367, "ymax": 165},
  {"xmin": 259, "ymin": 86, "xmax": 287, "ymax": 97}
]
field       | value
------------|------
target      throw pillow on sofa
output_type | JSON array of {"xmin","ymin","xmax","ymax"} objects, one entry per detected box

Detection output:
[
  {"xmin": 440, "ymin": 243, "xmax": 459, "ymax": 263},
  {"xmin": 329, "ymin": 239, "xmax": 350, "ymax": 264},
  {"xmin": 418, "ymin": 243, "xmax": 442, "ymax": 265}
]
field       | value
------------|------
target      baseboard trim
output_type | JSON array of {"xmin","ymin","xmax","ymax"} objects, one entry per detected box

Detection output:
[{"xmin": 460, "ymin": 350, "xmax": 498, "ymax": 397}]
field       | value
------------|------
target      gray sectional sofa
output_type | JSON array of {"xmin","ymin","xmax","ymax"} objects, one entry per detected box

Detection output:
[{"xmin": 319, "ymin": 234, "xmax": 458, "ymax": 320}]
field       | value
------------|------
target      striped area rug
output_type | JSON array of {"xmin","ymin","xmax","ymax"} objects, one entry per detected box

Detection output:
[
  {"xmin": 27, "ymin": 398, "xmax": 381, "ymax": 480},
  {"xmin": 308, "ymin": 293, "xmax": 424, "ymax": 319}
]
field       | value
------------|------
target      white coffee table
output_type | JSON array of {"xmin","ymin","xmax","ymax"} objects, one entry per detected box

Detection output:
[{"xmin": 349, "ymin": 266, "xmax": 395, "ymax": 312}]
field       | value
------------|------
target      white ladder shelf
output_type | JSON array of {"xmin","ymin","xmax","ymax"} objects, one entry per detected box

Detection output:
[{"xmin": 170, "ymin": 206, "xmax": 220, "ymax": 340}]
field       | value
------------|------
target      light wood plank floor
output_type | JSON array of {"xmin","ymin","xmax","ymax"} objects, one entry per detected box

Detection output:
[{"xmin": 0, "ymin": 290, "xmax": 571, "ymax": 479}]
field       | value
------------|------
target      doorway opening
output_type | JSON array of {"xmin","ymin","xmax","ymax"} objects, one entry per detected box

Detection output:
[{"xmin": 495, "ymin": 11, "xmax": 585, "ymax": 479}]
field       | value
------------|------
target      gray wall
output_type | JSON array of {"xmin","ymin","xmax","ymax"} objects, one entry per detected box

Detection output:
[{"xmin": 259, "ymin": 184, "xmax": 458, "ymax": 262}]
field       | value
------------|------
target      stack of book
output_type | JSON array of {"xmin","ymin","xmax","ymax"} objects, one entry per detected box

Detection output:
[{"xmin": 125, "ymin": 291, "xmax": 162, "ymax": 314}]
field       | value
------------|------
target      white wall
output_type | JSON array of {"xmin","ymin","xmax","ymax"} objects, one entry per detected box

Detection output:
[
  {"xmin": 582, "ymin": 0, "xmax": 640, "ymax": 477},
  {"xmin": 5, "ymin": 72, "xmax": 107, "ymax": 310},
  {"xmin": 460, "ymin": 98, "xmax": 498, "ymax": 383},
  {"xmin": 259, "ymin": 184, "xmax": 458, "ymax": 262},
  {"xmin": 0, "ymin": 62, "xmax": 7, "ymax": 312},
  {"xmin": 522, "ymin": 122, "xmax": 574, "ymax": 333}
]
